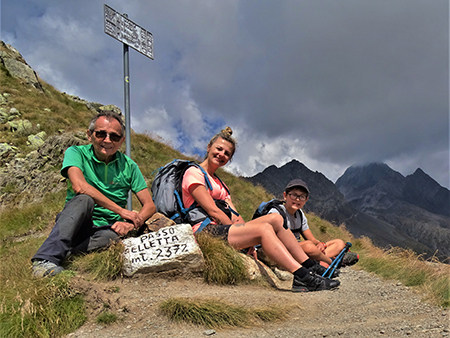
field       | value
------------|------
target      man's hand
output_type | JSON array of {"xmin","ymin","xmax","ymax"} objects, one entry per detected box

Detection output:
[
  {"xmin": 118, "ymin": 209, "xmax": 143, "ymax": 229},
  {"xmin": 111, "ymin": 221, "xmax": 135, "ymax": 236}
]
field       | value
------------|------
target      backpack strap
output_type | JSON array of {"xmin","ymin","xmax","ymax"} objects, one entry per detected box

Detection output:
[
  {"xmin": 177, "ymin": 162, "xmax": 213, "ymax": 214},
  {"xmin": 228, "ymin": 206, "xmax": 239, "ymax": 216},
  {"xmin": 196, "ymin": 164, "xmax": 213, "ymax": 191},
  {"xmin": 290, "ymin": 210, "xmax": 304, "ymax": 239},
  {"xmin": 263, "ymin": 200, "xmax": 288, "ymax": 230},
  {"xmin": 214, "ymin": 175, "xmax": 240, "ymax": 217},
  {"xmin": 213, "ymin": 174, "xmax": 229, "ymax": 194},
  {"xmin": 194, "ymin": 217, "xmax": 212, "ymax": 234}
]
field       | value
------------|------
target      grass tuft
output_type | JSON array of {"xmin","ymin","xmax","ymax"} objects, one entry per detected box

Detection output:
[
  {"xmin": 0, "ymin": 191, "xmax": 65, "ymax": 240},
  {"xmin": 0, "ymin": 270, "xmax": 86, "ymax": 338},
  {"xmin": 159, "ymin": 297, "xmax": 289, "ymax": 329},
  {"xmin": 196, "ymin": 232, "xmax": 250, "ymax": 285},
  {"xmin": 160, "ymin": 298, "xmax": 249, "ymax": 328},
  {"xmin": 69, "ymin": 242, "xmax": 124, "ymax": 281},
  {"xmin": 252, "ymin": 306, "xmax": 289, "ymax": 322},
  {"xmin": 96, "ymin": 311, "xmax": 118, "ymax": 325}
]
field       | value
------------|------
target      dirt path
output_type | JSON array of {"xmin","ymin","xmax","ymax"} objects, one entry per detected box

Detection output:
[{"xmin": 65, "ymin": 266, "xmax": 449, "ymax": 338}]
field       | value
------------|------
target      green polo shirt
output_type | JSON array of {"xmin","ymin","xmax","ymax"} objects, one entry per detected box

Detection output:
[{"xmin": 61, "ymin": 144, "xmax": 148, "ymax": 227}]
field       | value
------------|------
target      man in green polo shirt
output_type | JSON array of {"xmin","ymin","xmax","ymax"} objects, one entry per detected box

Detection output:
[{"xmin": 32, "ymin": 111, "xmax": 156, "ymax": 277}]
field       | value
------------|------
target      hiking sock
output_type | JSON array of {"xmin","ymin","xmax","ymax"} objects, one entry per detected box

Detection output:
[
  {"xmin": 300, "ymin": 258, "xmax": 316, "ymax": 269},
  {"xmin": 293, "ymin": 267, "xmax": 309, "ymax": 279}
]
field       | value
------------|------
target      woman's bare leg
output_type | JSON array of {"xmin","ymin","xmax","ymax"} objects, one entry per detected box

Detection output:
[{"xmin": 227, "ymin": 214, "xmax": 309, "ymax": 273}]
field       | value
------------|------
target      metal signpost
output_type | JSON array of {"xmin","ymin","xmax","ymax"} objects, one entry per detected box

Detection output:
[{"xmin": 104, "ymin": 4, "xmax": 154, "ymax": 210}]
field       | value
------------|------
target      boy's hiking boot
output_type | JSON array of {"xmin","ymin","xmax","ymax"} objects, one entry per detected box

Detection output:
[
  {"xmin": 341, "ymin": 252, "xmax": 359, "ymax": 267},
  {"xmin": 310, "ymin": 263, "xmax": 340, "ymax": 278},
  {"xmin": 292, "ymin": 271, "xmax": 340, "ymax": 292},
  {"xmin": 32, "ymin": 260, "xmax": 64, "ymax": 277}
]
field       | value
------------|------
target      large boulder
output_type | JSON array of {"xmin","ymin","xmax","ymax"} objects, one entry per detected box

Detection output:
[
  {"xmin": 99, "ymin": 104, "xmax": 122, "ymax": 116},
  {"xmin": 0, "ymin": 143, "xmax": 17, "ymax": 162},
  {"xmin": 0, "ymin": 107, "xmax": 21, "ymax": 124},
  {"xmin": 0, "ymin": 132, "xmax": 87, "ymax": 210},
  {"xmin": 0, "ymin": 42, "xmax": 43, "ymax": 91},
  {"xmin": 28, "ymin": 131, "xmax": 47, "ymax": 148},
  {"xmin": 6, "ymin": 119, "xmax": 32, "ymax": 134},
  {"xmin": 122, "ymin": 223, "xmax": 205, "ymax": 276}
]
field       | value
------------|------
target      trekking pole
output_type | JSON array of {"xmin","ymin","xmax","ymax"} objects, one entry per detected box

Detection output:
[{"xmin": 322, "ymin": 242, "xmax": 352, "ymax": 278}]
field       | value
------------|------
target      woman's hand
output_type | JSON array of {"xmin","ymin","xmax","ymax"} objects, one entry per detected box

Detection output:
[
  {"xmin": 225, "ymin": 198, "xmax": 244, "ymax": 224},
  {"xmin": 246, "ymin": 246, "xmax": 258, "ymax": 260},
  {"xmin": 190, "ymin": 184, "xmax": 232, "ymax": 225}
]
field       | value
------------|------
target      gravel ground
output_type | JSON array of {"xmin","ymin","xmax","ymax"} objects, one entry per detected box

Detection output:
[{"xmin": 66, "ymin": 267, "xmax": 449, "ymax": 338}]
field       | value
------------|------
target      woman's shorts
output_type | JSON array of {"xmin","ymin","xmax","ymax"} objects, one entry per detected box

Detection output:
[{"xmin": 203, "ymin": 223, "xmax": 232, "ymax": 240}]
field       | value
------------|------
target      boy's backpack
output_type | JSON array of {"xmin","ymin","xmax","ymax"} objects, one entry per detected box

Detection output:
[
  {"xmin": 150, "ymin": 159, "xmax": 236, "ymax": 233},
  {"xmin": 252, "ymin": 199, "xmax": 304, "ymax": 238}
]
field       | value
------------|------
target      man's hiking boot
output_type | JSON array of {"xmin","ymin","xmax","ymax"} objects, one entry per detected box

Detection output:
[
  {"xmin": 32, "ymin": 260, "xmax": 64, "ymax": 277},
  {"xmin": 292, "ymin": 271, "xmax": 340, "ymax": 292},
  {"xmin": 310, "ymin": 263, "xmax": 340, "ymax": 278},
  {"xmin": 341, "ymin": 252, "xmax": 359, "ymax": 267}
]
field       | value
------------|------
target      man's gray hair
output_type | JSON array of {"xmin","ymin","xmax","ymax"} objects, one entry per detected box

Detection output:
[{"xmin": 88, "ymin": 111, "xmax": 125, "ymax": 135}]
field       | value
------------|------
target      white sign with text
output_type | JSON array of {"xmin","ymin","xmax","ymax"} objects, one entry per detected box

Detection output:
[
  {"xmin": 122, "ymin": 223, "xmax": 204, "ymax": 276},
  {"xmin": 104, "ymin": 4, "xmax": 154, "ymax": 59}
]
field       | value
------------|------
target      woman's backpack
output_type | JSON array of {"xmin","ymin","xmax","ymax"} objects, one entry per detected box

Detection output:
[{"xmin": 151, "ymin": 159, "xmax": 237, "ymax": 233}]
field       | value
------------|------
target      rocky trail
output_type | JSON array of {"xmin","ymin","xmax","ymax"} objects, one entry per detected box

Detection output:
[{"xmin": 66, "ymin": 266, "xmax": 449, "ymax": 338}]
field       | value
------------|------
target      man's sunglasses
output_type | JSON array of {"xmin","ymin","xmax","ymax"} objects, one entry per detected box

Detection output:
[{"xmin": 93, "ymin": 130, "xmax": 123, "ymax": 142}]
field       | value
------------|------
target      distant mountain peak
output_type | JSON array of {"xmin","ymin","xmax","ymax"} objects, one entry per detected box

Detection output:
[
  {"xmin": 413, "ymin": 168, "xmax": 426, "ymax": 175},
  {"xmin": 408, "ymin": 167, "xmax": 435, "ymax": 183},
  {"xmin": 336, "ymin": 162, "xmax": 405, "ymax": 202},
  {"xmin": 337, "ymin": 162, "xmax": 450, "ymax": 218}
]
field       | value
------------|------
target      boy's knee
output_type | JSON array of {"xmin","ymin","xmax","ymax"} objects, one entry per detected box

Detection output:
[
  {"xmin": 333, "ymin": 239, "xmax": 345, "ymax": 250},
  {"xmin": 301, "ymin": 241, "xmax": 318, "ymax": 254}
]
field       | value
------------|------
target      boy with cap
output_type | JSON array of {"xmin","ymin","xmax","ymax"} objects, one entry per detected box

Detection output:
[{"xmin": 267, "ymin": 179, "xmax": 359, "ymax": 270}]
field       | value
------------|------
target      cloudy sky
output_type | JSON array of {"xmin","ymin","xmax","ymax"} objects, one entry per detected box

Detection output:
[{"xmin": 1, "ymin": 0, "xmax": 449, "ymax": 188}]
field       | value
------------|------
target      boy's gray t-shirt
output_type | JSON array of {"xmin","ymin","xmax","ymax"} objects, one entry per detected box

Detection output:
[{"xmin": 268, "ymin": 204, "xmax": 309, "ymax": 239}]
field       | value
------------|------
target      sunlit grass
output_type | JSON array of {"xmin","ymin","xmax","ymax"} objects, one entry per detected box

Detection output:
[
  {"xmin": 0, "ymin": 238, "xmax": 86, "ymax": 337},
  {"xmin": 159, "ymin": 297, "xmax": 289, "ymax": 329},
  {"xmin": 196, "ymin": 232, "xmax": 250, "ymax": 285},
  {"xmin": 0, "ymin": 191, "xmax": 65, "ymax": 241},
  {"xmin": 68, "ymin": 242, "xmax": 124, "ymax": 281}
]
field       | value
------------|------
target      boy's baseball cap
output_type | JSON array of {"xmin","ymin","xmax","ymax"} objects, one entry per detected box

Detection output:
[{"xmin": 285, "ymin": 179, "xmax": 310, "ymax": 194}]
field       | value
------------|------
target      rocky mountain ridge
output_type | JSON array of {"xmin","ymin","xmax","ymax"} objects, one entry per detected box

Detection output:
[
  {"xmin": 336, "ymin": 163, "xmax": 449, "ymax": 218},
  {"xmin": 336, "ymin": 162, "xmax": 450, "ymax": 259},
  {"xmin": 247, "ymin": 160, "xmax": 450, "ymax": 261}
]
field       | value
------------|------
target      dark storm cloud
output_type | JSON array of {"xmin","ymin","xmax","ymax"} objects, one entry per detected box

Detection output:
[{"xmin": 2, "ymin": 0, "xmax": 448, "ymax": 187}]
